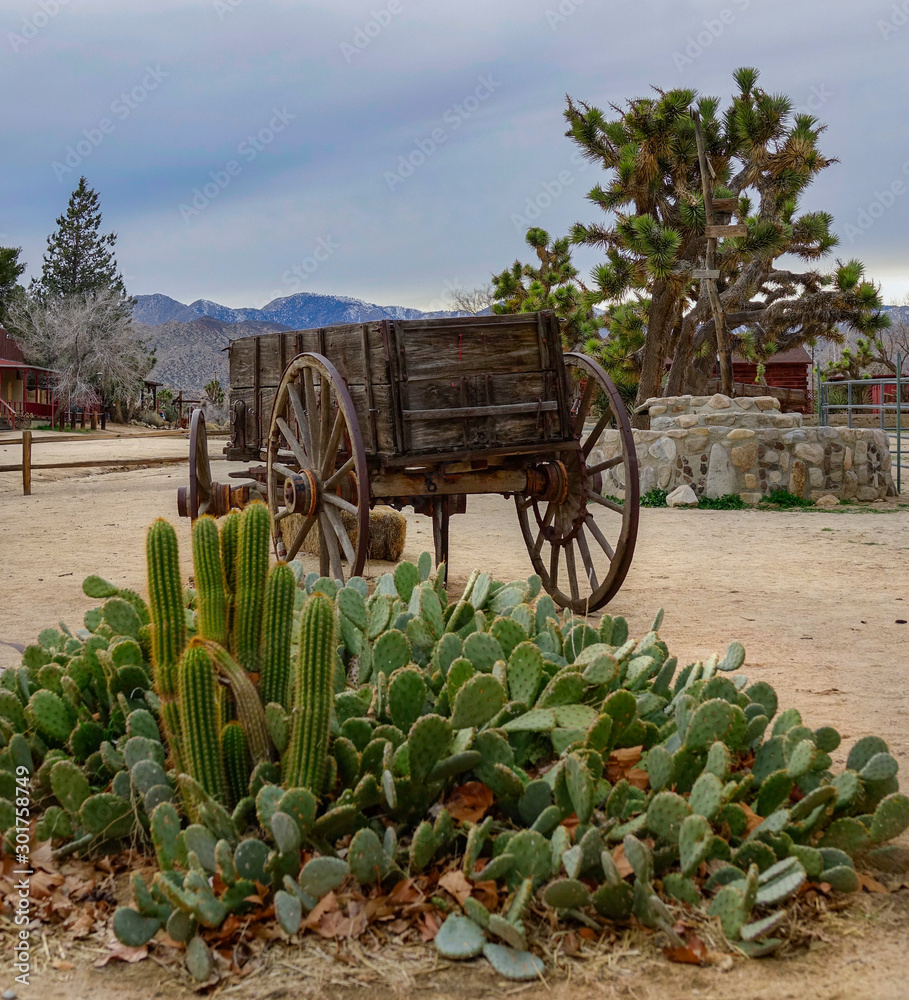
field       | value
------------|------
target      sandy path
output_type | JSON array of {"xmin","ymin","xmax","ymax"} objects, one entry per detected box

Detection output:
[{"xmin": 0, "ymin": 435, "xmax": 907, "ymax": 999}]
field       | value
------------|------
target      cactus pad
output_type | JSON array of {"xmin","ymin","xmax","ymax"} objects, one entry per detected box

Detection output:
[
  {"xmin": 434, "ymin": 913, "xmax": 486, "ymax": 959},
  {"xmin": 449, "ymin": 674, "xmax": 507, "ymax": 730}
]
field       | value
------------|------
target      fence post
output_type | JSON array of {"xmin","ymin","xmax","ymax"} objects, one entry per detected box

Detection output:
[
  {"xmin": 22, "ymin": 430, "xmax": 31, "ymax": 496},
  {"xmin": 898, "ymin": 353, "xmax": 902, "ymax": 494}
]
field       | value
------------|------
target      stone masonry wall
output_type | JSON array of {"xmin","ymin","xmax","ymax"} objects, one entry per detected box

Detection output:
[{"xmin": 592, "ymin": 393, "xmax": 896, "ymax": 503}]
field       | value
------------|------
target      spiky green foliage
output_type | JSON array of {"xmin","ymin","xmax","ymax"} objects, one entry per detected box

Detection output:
[
  {"xmin": 233, "ymin": 502, "xmax": 271, "ymax": 672},
  {"xmin": 192, "ymin": 516, "xmax": 228, "ymax": 646},
  {"xmin": 259, "ymin": 563, "xmax": 296, "ymax": 709},
  {"xmin": 495, "ymin": 69, "xmax": 888, "ymax": 410},
  {"xmin": 146, "ymin": 518, "xmax": 187, "ymax": 770},
  {"xmin": 283, "ymin": 594, "xmax": 336, "ymax": 792},
  {"xmin": 178, "ymin": 645, "xmax": 229, "ymax": 807}
]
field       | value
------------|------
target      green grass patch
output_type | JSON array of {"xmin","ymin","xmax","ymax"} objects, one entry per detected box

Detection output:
[
  {"xmin": 697, "ymin": 493, "xmax": 748, "ymax": 510},
  {"xmin": 640, "ymin": 488, "xmax": 668, "ymax": 508},
  {"xmin": 760, "ymin": 488, "xmax": 815, "ymax": 509}
]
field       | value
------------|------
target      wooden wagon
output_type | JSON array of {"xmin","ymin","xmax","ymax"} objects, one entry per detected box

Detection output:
[{"xmin": 178, "ymin": 311, "xmax": 639, "ymax": 613}]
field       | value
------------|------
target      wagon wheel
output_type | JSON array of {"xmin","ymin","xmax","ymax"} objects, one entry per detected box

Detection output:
[
  {"xmin": 514, "ymin": 353, "xmax": 639, "ymax": 614},
  {"xmin": 266, "ymin": 353, "xmax": 370, "ymax": 580},
  {"xmin": 177, "ymin": 408, "xmax": 214, "ymax": 519},
  {"xmin": 14, "ymin": 413, "xmax": 31, "ymax": 430}
]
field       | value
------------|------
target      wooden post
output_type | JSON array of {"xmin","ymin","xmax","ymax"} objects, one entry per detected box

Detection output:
[
  {"xmin": 22, "ymin": 430, "xmax": 31, "ymax": 496},
  {"xmin": 692, "ymin": 111, "xmax": 734, "ymax": 397},
  {"xmin": 90, "ymin": 410, "xmax": 97, "ymax": 430},
  {"xmin": 80, "ymin": 409, "xmax": 86, "ymax": 429}
]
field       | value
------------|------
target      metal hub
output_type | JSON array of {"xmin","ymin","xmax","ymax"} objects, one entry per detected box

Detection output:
[{"xmin": 283, "ymin": 469, "xmax": 319, "ymax": 516}]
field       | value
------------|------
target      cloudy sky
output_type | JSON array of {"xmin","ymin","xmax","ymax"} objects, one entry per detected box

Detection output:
[{"xmin": 3, "ymin": 0, "xmax": 908, "ymax": 312}]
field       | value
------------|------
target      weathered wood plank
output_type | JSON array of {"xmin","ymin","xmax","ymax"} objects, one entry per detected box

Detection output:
[
  {"xmin": 396, "ymin": 319, "xmax": 548, "ymax": 379},
  {"xmin": 693, "ymin": 268, "xmax": 721, "ymax": 280},
  {"xmin": 711, "ymin": 197, "xmax": 738, "ymax": 213},
  {"xmin": 403, "ymin": 401, "xmax": 559, "ymax": 421}
]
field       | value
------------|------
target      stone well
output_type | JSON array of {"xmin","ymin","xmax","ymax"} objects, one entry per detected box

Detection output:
[{"xmin": 592, "ymin": 393, "xmax": 896, "ymax": 503}]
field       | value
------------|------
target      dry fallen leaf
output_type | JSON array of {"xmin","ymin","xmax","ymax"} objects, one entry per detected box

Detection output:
[
  {"xmin": 858, "ymin": 872, "xmax": 889, "ymax": 894},
  {"xmin": 438, "ymin": 870, "xmax": 473, "ymax": 907},
  {"xmin": 93, "ymin": 942, "xmax": 148, "ymax": 967},
  {"xmin": 664, "ymin": 933, "xmax": 709, "ymax": 965},
  {"xmin": 739, "ymin": 802, "xmax": 763, "ymax": 834},
  {"xmin": 445, "ymin": 782, "xmax": 494, "ymax": 823},
  {"xmin": 612, "ymin": 844, "xmax": 634, "ymax": 880}
]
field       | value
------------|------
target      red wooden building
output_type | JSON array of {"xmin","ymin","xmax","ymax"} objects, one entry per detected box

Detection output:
[
  {"xmin": 708, "ymin": 345, "xmax": 812, "ymax": 411},
  {"xmin": 0, "ymin": 327, "xmax": 59, "ymax": 428}
]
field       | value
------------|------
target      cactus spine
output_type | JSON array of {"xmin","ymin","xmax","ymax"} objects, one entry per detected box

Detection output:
[
  {"xmin": 178, "ymin": 645, "xmax": 229, "ymax": 806},
  {"xmin": 222, "ymin": 721, "xmax": 249, "ymax": 806},
  {"xmin": 283, "ymin": 594, "xmax": 336, "ymax": 793},
  {"xmin": 192, "ymin": 516, "xmax": 227, "ymax": 646},
  {"xmin": 233, "ymin": 503, "xmax": 271, "ymax": 673},
  {"xmin": 146, "ymin": 519, "xmax": 187, "ymax": 770},
  {"xmin": 260, "ymin": 563, "xmax": 296, "ymax": 710}
]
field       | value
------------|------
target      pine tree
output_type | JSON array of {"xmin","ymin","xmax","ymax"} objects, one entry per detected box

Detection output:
[
  {"xmin": 0, "ymin": 246, "xmax": 26, "ymax": 323},
  {"xmin": 35, "ymin": 176, "xmax": 129, "ymax": 307}
]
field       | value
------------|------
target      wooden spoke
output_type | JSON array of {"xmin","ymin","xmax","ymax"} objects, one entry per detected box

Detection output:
[
  {"xmin": 513, "ymin": 352, "xmax": 638, "ymax": 614},
  {"xmin": 323, "ymin": 503, "xmax": 358, "ymax": 566},
  {"xmin": 589, "ymin": 493, "xmax": 625, "ymax": 513},
  {"xmin": 321, "ymin": 408, "xmax": 346, "ymax": 480},
  {"xmin": 533, "ymin": 502, "xmax": 556, "ymax": 555},
  {"xmin": 272, "ymin": 461, "xmax": 295, "ymax": 478},
  {"xmin": 565, "ymin": 540, "xmax": 580, "ymax": 602},
  {"xmin": 582, "ymin": 410, "xmax": 612, "ymax": 457},
  {"xmin": 319, "ymin": 512, "xmax": 344, "ymax": 580},
  {"xmin": 571, "ymin": 376, "xmax": 597, "ymax": 436},
  {"xmin": 287, "ymin": 384, "xmax": 313, "ymax": 461},
  {"xmin": 319, "ymin": 382, "xmax": 332, "ymax": 472},
  {"xmin": 276, "ymin": 416, "xmax": 308, "ymax": 468},
  {"xmin": 286, "ymin": 513, "xmax": 317, "ymax": 561},
  {"xmin": 323, "ymin": 455, "xmax": 355, "ymax": 492},
  {"xmin": 303, "ymin": 367, "xmax": 320, "ymax": 467},
  {"xmin": 575, "ymin": 527, "xmax": 599, "ymax": 590},
  {"xmin": 323, "ymin": 492, "xmax": 359, "ymax": 517},
  {"xmin": 587, "ymin": 454, "xmax": 623, "ymax": 475},
  {"xmin": 584, "ymin": 513, "xmax": 615, "ymax": 560}
]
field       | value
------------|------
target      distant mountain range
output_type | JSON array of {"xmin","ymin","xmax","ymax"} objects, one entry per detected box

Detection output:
[
  {"xmin": 132, "ymin": 291, "xmax": 455, "ymax": 329},
  {"xmin": 134, "ymin": 291, "xmax": 463, "ymax": 394}
]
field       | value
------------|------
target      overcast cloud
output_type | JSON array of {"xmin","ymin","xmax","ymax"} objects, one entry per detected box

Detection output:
[{"xmin": 2, "ymin": 0, "xmax": 908, "ymax": 310}]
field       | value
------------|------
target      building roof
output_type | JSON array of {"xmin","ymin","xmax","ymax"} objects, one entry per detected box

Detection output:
[
  {"xmin": 0, "ymin": 358, "xmax": 59, "ymax": 374},
  {"xmin": 731, "ymin": 346, "xmax": 812, "ymax": 365}
]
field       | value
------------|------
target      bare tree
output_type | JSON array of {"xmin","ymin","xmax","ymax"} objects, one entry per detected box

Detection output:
[
  {"xmin": 8, "ymin": 289, "xmax": 153, "ymax": 413},
  {"xmin": 445, "ymin": 282, "xmax": 497, "ymax": 316}
]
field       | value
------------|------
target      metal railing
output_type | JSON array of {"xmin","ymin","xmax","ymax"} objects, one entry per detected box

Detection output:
[{"xmin": 818, "ymin": 353, "xmax": 906, "ymax": 493}]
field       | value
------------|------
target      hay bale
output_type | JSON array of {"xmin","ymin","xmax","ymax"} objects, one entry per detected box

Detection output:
[{"xmin": 294, "ymin": 505, "xmax": 406, "ymax": 562}]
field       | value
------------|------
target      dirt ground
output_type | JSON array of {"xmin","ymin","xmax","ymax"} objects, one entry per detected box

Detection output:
[{"xmin": 1, "ymin": 430, "xmax": 908, "ymax": 999}]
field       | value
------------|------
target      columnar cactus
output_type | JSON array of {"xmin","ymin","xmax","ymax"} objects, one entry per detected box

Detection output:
[
  {"xmin": 222, "ymin": 721, "xmax": 250, "ymax": 805},
  {"xmin": 259, "ymin": 563, "xmax": 296, "ymax": 710},
  {"xmin": 192, "ymin": 516, "xmax": 228, "ymax": 646},
  {"xmin": 177, "ymin": 644, "xmax": 229, "ymax": 806},
  {"xmin": 146, "ymin": 519, "xmax": 187, "ymax": 770},
  {"xmin": 219, "ymin": 510, "xmax": 240, "ymax": 638},
  {"xmin": 283, "ymin": 594, "xmax": 336, "ymax": 793},
  {"xmin": 233, "ymin": 503, "xmax": 271, "ymax": 673}
]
